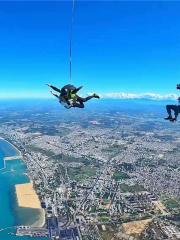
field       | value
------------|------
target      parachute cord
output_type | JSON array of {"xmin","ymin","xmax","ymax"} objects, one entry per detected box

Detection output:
[{"xmin": 70, "ymin": 0, "xmax": 75, "ymax": 84}]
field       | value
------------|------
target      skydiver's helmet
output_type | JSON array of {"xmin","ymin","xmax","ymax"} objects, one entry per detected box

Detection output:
[
  {"xmin": 60, "ymin": 88, "xmax": 69, "ymax": 97},
  {"xmin": 177, "ymin": 84, "xmax": 180, "ymax": 90}
]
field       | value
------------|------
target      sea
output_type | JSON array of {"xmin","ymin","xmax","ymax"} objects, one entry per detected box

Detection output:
[{"xmin": 0, "ymin": 138, "xmax": 48, "ymax": 239}]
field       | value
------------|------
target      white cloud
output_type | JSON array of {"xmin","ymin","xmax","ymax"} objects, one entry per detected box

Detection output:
[{"xmin": 88, "ymin": 92, "xmax": 178, "ymax": 100}]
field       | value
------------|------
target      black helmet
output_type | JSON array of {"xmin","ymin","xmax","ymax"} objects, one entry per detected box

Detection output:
[{"xmin": 60, "ymin": 88, "xmax": 69, "ymax": 96}]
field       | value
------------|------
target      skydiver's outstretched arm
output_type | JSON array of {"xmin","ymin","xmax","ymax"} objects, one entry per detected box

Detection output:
[
  {"xmin": 46, "ymin": 84, "xmax": 61, "ymax": 93},
  {"xmin": 71, "ymin": 86, "xmax": 83, "ymax": 94},
  {"xmin": 50, "ymin": 91, "xmax": 59, "ymax": 98}
]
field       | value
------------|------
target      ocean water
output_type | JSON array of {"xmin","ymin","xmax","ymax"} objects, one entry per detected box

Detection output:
[{"xmin": 0, "ymin": 139, "xmax": 48, "ymax": 239}]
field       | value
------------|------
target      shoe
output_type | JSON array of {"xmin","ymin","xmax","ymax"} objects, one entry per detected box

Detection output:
[
  {"xmin": 164, "ymin": 116, "xmax": 173, "ymax": 120},
  {"xmin": 93, "ymin": 93, "xmax": 100, "ymax": 99},
  {"xmin": 170, "ymin": 118, "xmax": 177, "ymax": 122}
]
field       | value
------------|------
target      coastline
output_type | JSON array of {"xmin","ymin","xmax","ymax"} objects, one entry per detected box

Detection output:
[
  {"xmin": 40, "ymin": 209, "xmax": 46, "ymax": 228},
  {"xmin": 0, "ymin": 136, "xmax": 45, "ymax": 228},
  {"xmin": 0, "ymin": 136, "xmax": 22, "ymax": 157},
  {"xmin": 34, "ymin": 209, "xmax": 46, "ymax": 228},
  {"xmin": 0, "ymin": 136, "xmax": 22, "ymax": 171}
]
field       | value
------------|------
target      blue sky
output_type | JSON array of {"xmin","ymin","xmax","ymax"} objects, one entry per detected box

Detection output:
[{"xmin": 0, "ymin": 1, "xmax": 180, "ymax": 98}]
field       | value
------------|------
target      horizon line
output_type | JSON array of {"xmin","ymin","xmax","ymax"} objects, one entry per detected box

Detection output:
[{"xmin": 0, "ymin": 97, "xmax": 177, "ymax": 101}]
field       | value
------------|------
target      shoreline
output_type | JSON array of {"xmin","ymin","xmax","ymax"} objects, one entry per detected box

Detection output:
[
  {"xmin": 0, "ymin": 136, "xmax": 22, "ymax": 171},
  {"xmin": 0, "ymin": 136, "xmax": 22, "ymax": 156},
  {"xmin": 0, "ymin": 135, "xmax": 46, "ymax": 228},
  {"xmin": 40, "ymin": 209, "xmax": 46, "ymax": 228}
]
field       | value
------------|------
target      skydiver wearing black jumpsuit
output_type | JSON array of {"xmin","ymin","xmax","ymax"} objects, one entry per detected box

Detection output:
[
  {"xmin": 164, "ymin": 99, "xmax": 180, "ymax": 122},
  {"xmin": 46, "ymin": 84, "xmax": 100, "ymax": 109},
  {"xmin": 164, "ymin": 84, "xmax": 180, "ymax": 122}
]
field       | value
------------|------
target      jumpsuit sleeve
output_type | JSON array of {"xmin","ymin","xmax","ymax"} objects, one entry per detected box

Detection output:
[{"xmin": 50, "ymin": 85, "xmax": 61, "ymax": 93}]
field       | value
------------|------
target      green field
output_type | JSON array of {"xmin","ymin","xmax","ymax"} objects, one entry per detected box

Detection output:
[
  {"xmin": 26, "ymin": 145, "xmax": 54, "ymax": 156},
  {"xmin": 99, "ymin": 214, "xmax": 110, "ymax": 222},
  {"xmin": 90, "ymin": 206, "xmax": 97, "ymax": 213},
  {"xmin": 113, "ymin": 170, "xmax": 130, "ymax": 181},
  {"xmin": 162, "ymin": 197, "xmax": 180, "ymax": 209},
  {"xmin": 101, "ymin": 217, "xmax": 110, "ymax": 222},
  {"xmin": 120, "ymin": 183, "xmax": 146, "ymax": 193},
  {"xmin": 52, "ymin": 154, "xmax": 82, "ymax": 163},
  {"xmin": 51, "ymin": 154, "xmax": 93, "ymax": 166},
  {"xmin": 68, "ymin": 166, "xmax": 96, "ymax": 181}
]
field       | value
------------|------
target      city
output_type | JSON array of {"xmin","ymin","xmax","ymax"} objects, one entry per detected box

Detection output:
[{"xmin": 0, "ymin": 99, "xmax": 180, "ymax": 239}]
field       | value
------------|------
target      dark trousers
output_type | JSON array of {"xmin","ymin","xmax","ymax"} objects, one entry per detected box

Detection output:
[
  {"xmin": 166, "ymin": 105, "xmax": 180, "ymax": 116},
  {"xmin": 73, "ymin": 95, "xmax": 94, "ymax": 108}
]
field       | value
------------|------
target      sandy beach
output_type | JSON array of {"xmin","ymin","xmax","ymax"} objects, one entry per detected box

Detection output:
[
  {"xmin": 15, "ymin": 181, "xmax": 41, "ymax": 209},
  {"xmin": 15, "ymin": 181, "xmax": 45, "ymax": 227}
]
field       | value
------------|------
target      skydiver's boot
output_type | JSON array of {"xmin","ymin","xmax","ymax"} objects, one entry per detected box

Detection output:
[
  {"xmin": 170, "ymin": 115, "xmax": 178, "ymax": 122},
  {"xmin": 164, "ymin": 115, "xmax": 172, "ymax": 120},
  {"xmin": 165, "ymin": 105, "xmax": 173, "ymax": 120},
  {"xmin": 93, "ymin": 93, "xmax": 100, "ymax": 99}
]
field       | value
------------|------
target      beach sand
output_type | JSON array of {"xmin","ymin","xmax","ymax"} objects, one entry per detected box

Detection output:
[
  {"xmin": 15, "ymin": 181, "xmax": 45, "ymax": 227},
  {"xmin": 15, "ymin": 181, "xmax": 41, "ymax": 209}
]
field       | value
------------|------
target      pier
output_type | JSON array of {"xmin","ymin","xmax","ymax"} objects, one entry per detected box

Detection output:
[
  {"xmin": 16, "ymin": 226, "xmax": 49, "ymax": 238},
  {"xmin": 4, "ymin": 156, "xmax": 22, "ymax": 161},
  {"xmin": 0, "ymin": 226, "xmax": 17, "ymax": 232}
]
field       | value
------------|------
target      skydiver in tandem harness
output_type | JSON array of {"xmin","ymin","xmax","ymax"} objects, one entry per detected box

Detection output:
[
  {"xmin": 46, "ymin": 84, "xmax": 100, "ymax": 109},
  {"xmin": 164, "ymin": 84, "xmax": 180, "ymax": 122}
]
